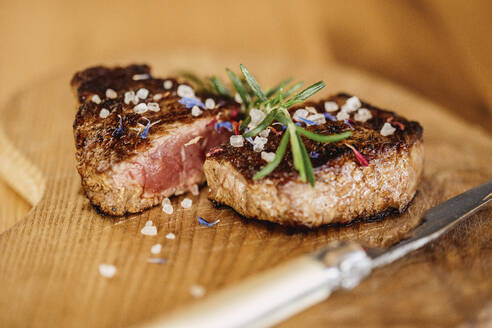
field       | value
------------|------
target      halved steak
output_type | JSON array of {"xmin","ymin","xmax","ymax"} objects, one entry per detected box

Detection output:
[
  {"xmin": 204, "ymin": 93, "xmax": 424, "ymax": 227},
  {"xmin": 71, "ymin": 65, "xmax": 238, "ymax": 215}
]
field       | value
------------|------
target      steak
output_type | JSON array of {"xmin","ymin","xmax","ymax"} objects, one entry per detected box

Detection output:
[
  {"xmin": 71, "ymin": 64, "xmax": 238, "ymax": 215},
  {"xmin": 204, "ymin": 93, "xmax": 424, "ymax": 227}
]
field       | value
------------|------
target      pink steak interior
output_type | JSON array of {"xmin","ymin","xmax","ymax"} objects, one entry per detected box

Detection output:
[{"xmin": 109, "ymin": 118, "xmax": 231, "ymax": 197}]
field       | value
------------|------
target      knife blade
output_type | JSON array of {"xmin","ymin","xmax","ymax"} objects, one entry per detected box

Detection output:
[{"xmin": 141, "ymin": 180, "xmax": 492, "ymax": 328}]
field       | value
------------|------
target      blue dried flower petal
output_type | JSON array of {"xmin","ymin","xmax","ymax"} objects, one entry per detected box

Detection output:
[
  {"xmin": 324, "ymin": 112, "xmax": 336, "ymax": 121},
  {"xmin": 113, "ymin": 116, "xmax": 124, "ymax": 137},
  {"xmin": 299, "ymin": 117, "xmax": 318, "ymax": 126},
  {"xmin": 214, "ymin": 121, "xmax": 233, "ymax": 133},
  {"xmin": 198, "ymin": 216, "xmax": 220, "ymax": 227},
  {"xmin": 179, "ymin": 97, "xmax": 205, "ymax": 109},
  {"xmin": 344, "ymin": 119, "xmax": 353, "ymax": 129},
  {"xmin": 140, "ymin": 119, "xmax": 151, "ymax": 139},
  {"xmin": 309, "ymin": 151, "xmax": 319, "ymax": 159}
]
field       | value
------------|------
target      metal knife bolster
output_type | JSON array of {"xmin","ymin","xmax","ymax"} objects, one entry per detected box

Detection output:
[{"xmin": 311, "ymin": 241, "xmax": 373, "ymax": 292}]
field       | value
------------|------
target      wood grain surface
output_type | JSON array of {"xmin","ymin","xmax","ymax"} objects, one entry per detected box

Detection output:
[{"xmin": 0, "ymin": 52, "xmax": 490, "ymax": 327}]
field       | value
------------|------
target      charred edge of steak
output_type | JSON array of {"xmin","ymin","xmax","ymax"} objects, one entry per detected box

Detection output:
[{"xmin": 208, "ymin": 93, "xmax": 423, "ymax": 183}]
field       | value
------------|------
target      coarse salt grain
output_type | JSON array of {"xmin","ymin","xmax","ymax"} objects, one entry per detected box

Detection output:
[
  {"xmin": 253, "ymin": 136, "xmax": 268, "ymax": 152},
  {"xmin": 141, "ymin": 225, "xmax": 157, "ymax": 236},
  {"xmin": 134, "ymin": 103, "xmax": 148, "ymax": 114},
  {"xmin": 341, "ymin": 96, "xmax": 361, "ymax": 113},
  {"xmin": 166, "ymin": 232, "xmax": 176, "ymax": 240},
  {"xmin": 106, "ymin": 89, "xmax": 117, "ymax": 99},
  {"xmin": 307, "ymin": 113, "xmax": 326, "ymax": 124},
  {"xmin": 190, "ymin": 285, "xmax": 206, "ymax": 298},
  {"xmin": 248, "ymin": 109, "xmax": 266, "ymax": 129},
  {"xmin": 151, "ymin": 244, "xmax": 162, "ymax": 254},
  {"xmin": 336, "ymin": 111, "xmax": 350, "ymax": 121},
  {"xmin": 181, "ymin": 198, "xmax": 192, "ymax": 209},
  {"xmin": 153, "ymin": 94, "xmax": 163, "ymax": 101},
  {"xmin": 177, "ymin": 85, "xmax": 195, "ymax": 98},
  {"xmin": 293, "ymin": 109, "xmax": 309, "ymax": 121},
  {"xmin": 145, "ymin": 220, "xmax": 153, "ymax": 226},
  {"xmin": 163, "ymin": 80, "xmax": 173, "ymax": 90},
  {"xmin": 147, "ymin": 102, "xmax": 160, "ymax": 112},
  {"xmin": 124, "ymin": 91, "xmax": 136, "ymax": 105},
  {"xmin": 191, "ymin": 184, "xmax": 199, "ymax": 196},
  {"xmin": 354, "ymin": 108, "xmax": 372, "ymax": 122},
  {"xmin": 380, "ymin": 122, "xmax": 396, "ymax": 136},
  {"xmin": 305, "ymin": 106, "xmax": 317, "ymax": 114},
  {"xmin": 261, "ymin": 151, "xmax": 275, "ymax": 163},
  {"xmin": 99, "ymin": 108, "xmax": 110, "ymax": 119},
  {"xmin": 205, "ymin": 98, "xmax": 215, "ymax": 109},
  {"xmin": 230, "ymin": 135, "xmax": 244, "ymax": 147},
  {"xmin": 324, "ymin": 101, "xmax": 339, "ymax": 112},
  {"xmin": 99, "ymin": 264, "xmax": 116, "ymax": 278},
  {"xmin": 136, "ymin": 88, "xmax": 149, "ymax": 100},
  {"xmin": 162, "ymin": 198, "xmax": 174, "ymax": 214},
  {"xmin": 234, "ymin": 93, "xmax": 243, "ymax": 103},
  {"xmin": 191, "ymin": 106, "xmax": 203, "ymax": 117},
  {"xmin": 91, "ymin": 94, "xmax": 102, "ymax": 104},
  {"xmin": 259, "ymin": 128, "xmax": 270, "ymax": 138}
]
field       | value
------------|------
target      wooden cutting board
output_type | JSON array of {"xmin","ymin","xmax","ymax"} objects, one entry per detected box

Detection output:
[{"xmin": 0, "ymin": 52, "xmax": 490, "ymax": 327}]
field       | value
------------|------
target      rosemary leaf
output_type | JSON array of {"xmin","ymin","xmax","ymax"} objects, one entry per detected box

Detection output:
[
  {"xmin": 285, "ymin": 81, "xmax": 325, "ymax": 107},
  {"xmin": 295, "ymin": 127, "xmax": 352, "ymax": 143},
  {"xmin": 239, "ymin": 116, "xmax": 251, "ymax": 130},
  {"xmin": 289, "ymin": 124, "xmax": 306, "ymax": 182},
  {"xmin": 243, "ymin": 109, "xmax": 278, "ymax": 138},
  {"xmin": 210, "ymin": 76, "xmax": 230, "ymax": 96},
  {"xmin": 298, "ymin": 134, "xmax": 315, "ymax": 186},
  {"xmin": 253, "ymin": 129, "xmax": 290, "ymax": 180},
  {"xmin": 240, "ymin": 64, "xmax": 267, "ymax": 103},
  {"xmin": 227, "ymin": 69, "xmax": 250, "ymax": 107},
  {"xmin": 283, "ymin": 81, "xmax": 304, "ymax": 98}
]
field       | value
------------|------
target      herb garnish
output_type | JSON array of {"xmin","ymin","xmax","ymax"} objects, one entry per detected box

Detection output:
[{"xmin": 181, "ymin": 65, "xmax": 352, "ymax": 186}]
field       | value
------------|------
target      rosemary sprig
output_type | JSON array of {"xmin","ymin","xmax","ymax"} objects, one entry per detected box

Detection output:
[{"xmin": 180, "ymin": 66, "xmax": 352, "ymax": 186}]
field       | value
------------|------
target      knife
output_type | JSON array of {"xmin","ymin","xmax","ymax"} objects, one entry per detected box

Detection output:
[{"xmin": 142, "ymin": 180, "xmax": 492, "ymax": 328}]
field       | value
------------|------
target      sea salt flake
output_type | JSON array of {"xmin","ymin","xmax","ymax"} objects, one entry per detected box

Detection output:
[
  {"xmin": 105, "ymin": 89, "xmax": 117, "ymax": 99},
  {"xmin": 166, "ymin": 232, "xmax": 176, "ymax": 240},
  {"xmin": 380, "ymin": 122, "xmax": 396, "ymax": 136},
  {"xmin": 354, "ymin": 108, "xmax": 372, "ymax": 122},
  {"xmin": 181, "ymin": 198, "xmax": 192, "ymax": 209},
  {"xmin": 261, "ymin": 151, "xmax": 275, "ymax": 163},
  {"xmin": 134, "ymin": 103, "xmax": 148, "ymax": 114},
  {"xmin": 99, "ymin": 264, "xmax": 116, "ymax": 278},
  {"xmin": 248, "ymin": 109, "xmax": 266, "ymax": 129},
  {"xmin": 136, "ymin": 88, "xmax": 149, "ymax": 100},
  {"xmin": 234, "ymin": 93, "xmax": 243, "ymax": 103},
  {"xmin": 341, "ymin": 96, "xmax": 361, "ymax": 113},
  {"xmin": 124, "ymin": 91, "xmax": 136, "ymax": 105},
  {"xmin": 91, "ymin": 94, "xmax": 102, "ymax": 104},
  {"xmin": 305, "ymin": 106, "xmax": 317, "ymax": 114},
  {"xmin": 293, "ymin": 109, "xmax": 309, "ymax": 121},
  {"xmin": 253, "ymin": 136, "xmax": 268, "ymax": 152},
  {"xmin": 163, "ymin": 80, "xmax": 173, "ymax": 90},
  {"xmin": 151, "ymin": 244, "xmax": 162, "ymax": 254},
  {"xmin": 190, "ymin": 285, "xmax": 206, "ymax": 298},
  {"xmin": 307, "ymin": 113, "xmax": 326, "ymax": 124},
  {"xmin": 205, "ymin": 98, "xmax": 216, "ymax": 109},
  {"xmin": 230, "ymin": 135, "xmax": 244, "ymax": 147},
  {"xmin": 153, "ymin": 94, "xmax": 163, "ymax": 101},
  {"xmin": 191, "ymin": 106, "xmax": 203, "ymax": 117},
  {"xmin": 336, "ymin": 111, "xmax": 350, "ymax": 121},
  {"xmin": 99, "ymin": 108, "xmax": 110, "ymax": 119},
  {"xmin": 145, "ymin": 220, "xmax": 153, "ymax": 226},
  {"xmin": 162, "ymin": 202, "xmax": 174, "ymax": 215},
  {"xmin": 141, "ymin": 225, "xmax": 157, "ymax": 236},
  {"xmin": 177, "ymin": 85, "xmax": 195, "ymax": 98},
  {"xmin": 324, "ymin": 101, "xmax": 339, "ymax": 112},
  {"xmin": 259, "ymin": 128, "xmax": 270, "ymax": 138},
  {"xmin": 147, "ymin": 102, "xmax": 160, "ymax": 112}
]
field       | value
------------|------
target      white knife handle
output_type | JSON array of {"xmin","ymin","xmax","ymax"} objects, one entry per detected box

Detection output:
[{"xmin": 141, "ymin": 241, "xmax": 372, "ymax": 328}]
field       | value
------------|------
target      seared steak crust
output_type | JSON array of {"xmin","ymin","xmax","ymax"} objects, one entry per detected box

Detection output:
[
  {"xmin": 72, "ymin": 65, "xmax": 238, "ymax": 215},
  {"xmin": 204, "ymin": 94, "xmax": 424, "ymax": 227}
]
